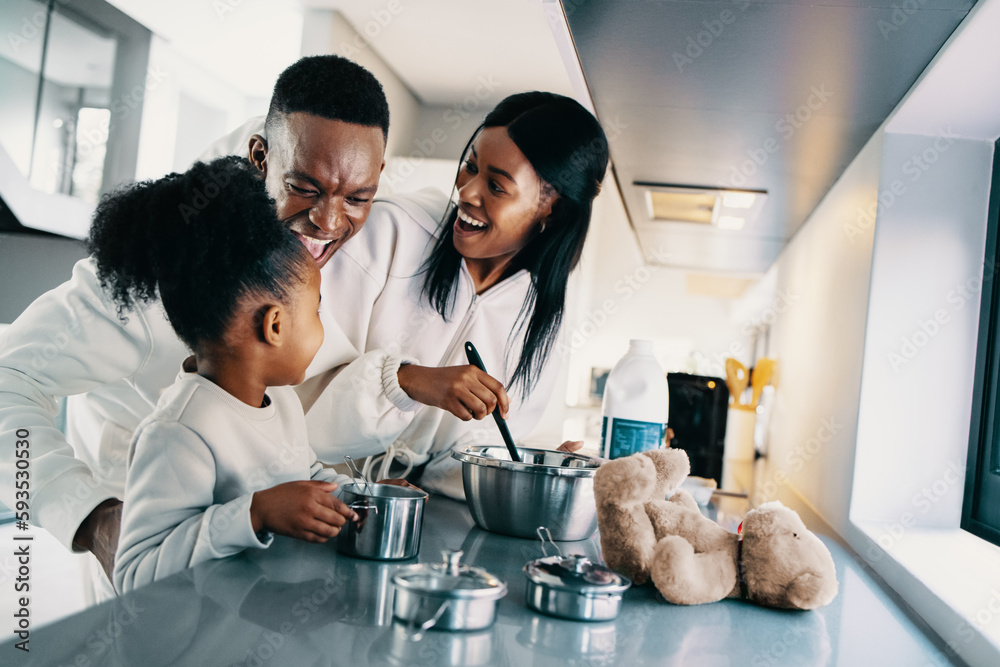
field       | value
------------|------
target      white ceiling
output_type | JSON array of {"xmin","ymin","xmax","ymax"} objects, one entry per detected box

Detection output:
[
  {"xmin": 302, "ymin": 0, "xmax": 574, "ymax": 105},
  {"xmin": 105, "ymin": 0, "xmax": 304, "ymax": 98},
  {"xmin": 104, "ymin": 0, "xmax": 574, "ymax": 105}
]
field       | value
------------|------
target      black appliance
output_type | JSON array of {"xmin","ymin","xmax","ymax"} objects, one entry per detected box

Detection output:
[{"xmin": 667, "ymin": 373, "xmax": 729, "ymax": 484}]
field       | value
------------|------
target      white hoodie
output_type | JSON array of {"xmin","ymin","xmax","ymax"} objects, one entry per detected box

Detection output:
[{"xmin": 306, "ymin": 188, "xmax": 560, "ymax": 498}]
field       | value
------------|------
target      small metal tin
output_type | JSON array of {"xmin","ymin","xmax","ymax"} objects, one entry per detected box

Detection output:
[
  {"xmin": 337, "ymin": 482, "xmax": 427, "ymax": 561},
  {"xmin": 523, "ymin": 554, "xmax": 631, "ymax": 621},
  {"xmin": 392, "ymin": 549, "xmax": 507, "ymax": 638}
]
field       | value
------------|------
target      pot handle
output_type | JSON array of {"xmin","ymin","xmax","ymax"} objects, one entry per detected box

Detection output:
[{"xmin": 403, "ymin": 598, "xmax": 451, "ymax": 642}]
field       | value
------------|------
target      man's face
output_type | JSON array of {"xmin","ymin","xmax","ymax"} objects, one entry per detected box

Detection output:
[{"xmin": 252, "ymin": 113, "xmax": 385, "ymax": 268}]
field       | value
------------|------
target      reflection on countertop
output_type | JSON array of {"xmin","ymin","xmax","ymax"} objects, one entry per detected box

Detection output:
[{"xmin": 25, "ymin": 491, "xmax": 962, "ymax": 666}]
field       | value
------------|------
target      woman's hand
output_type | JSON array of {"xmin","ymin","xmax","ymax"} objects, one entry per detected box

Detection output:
[
  {"xmin": 250, "ymin": 480, "xmax": 358, "ymax": 543},
  {"xmin": 397, "ymin": 364, "xmax": 510, "ymax": 421},
  {"xmin": 556, "ymin": 440, "xmax": 584, "ymax": 453}
]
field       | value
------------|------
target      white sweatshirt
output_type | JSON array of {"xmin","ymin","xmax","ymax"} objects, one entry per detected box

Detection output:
[
  {"xmin": 307, "ymin": 188, "xmax": 561, "ymax": 497},
  {"xmin": 113, "ymin": 369, "xmax": 353, "ymax": 592},
  {"xmin": 0, "ymin": 257, "xmax": 414, "ymax": 550}
]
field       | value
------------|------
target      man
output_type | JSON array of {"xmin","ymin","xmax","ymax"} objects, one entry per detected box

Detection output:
[{"xmin": 0, "ymin": 55, "xmax": 416, "ymax": 584}]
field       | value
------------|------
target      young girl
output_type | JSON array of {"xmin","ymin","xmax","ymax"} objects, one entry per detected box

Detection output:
[
  {"xmin": 307, "ymin": 92, "xmax": 609, "ymax": 495},
  {"xmin": 95, "ymin": 157, "xmax": 358, "ymax": 593}
]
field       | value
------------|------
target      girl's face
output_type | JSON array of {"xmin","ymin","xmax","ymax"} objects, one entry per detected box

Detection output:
[
  {"xmin": 452, "ymin": 126, "xmax": 553, "ymax": 264},
  {"xmin": 280, "ymin": 263, "xmax": 325, "ymax": 385}
]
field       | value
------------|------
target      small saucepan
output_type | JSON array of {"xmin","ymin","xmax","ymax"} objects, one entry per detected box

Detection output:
[
  {"xmin": 523, "ymin": 528, "xmax": 631, "ymax": 621},
  {"xmin": 337, "ymin": 482, "xmax": 428, "ymax": 561},
  {"xmin": 392, "ymin": 549, "xmax": 507, "ymax": 639}
]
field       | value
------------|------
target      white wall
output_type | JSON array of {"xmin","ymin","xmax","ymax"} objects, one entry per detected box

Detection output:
[
  {"xmin": 526, "ymin": 172, "xmax": 752, "ymax": 448},
  {"xmin": 751, "ymin": 0, "xmax": 1000, "ymax": 662},
  {"xmin": 302, "ymin": 9, "xmax": 421, "ymax": 164},
  {"xmin": 743, "ymin": 131, "xmax": 881, "ymax": 534},
  {"xmin": 134, "ymin": 36, "xmax": 260, "ymax": 180}
]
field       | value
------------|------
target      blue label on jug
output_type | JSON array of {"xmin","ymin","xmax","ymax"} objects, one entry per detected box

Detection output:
[{"xmin": 601, "ymin": 417, "xmax": 666, "ymax": 459}]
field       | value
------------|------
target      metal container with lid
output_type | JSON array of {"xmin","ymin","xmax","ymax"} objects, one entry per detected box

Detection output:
[
  {"xmin": 524, "ymin": 552, "xmax": 631, "ymax": 622},
  {"xmin": 392, "ymin": 549, "xmax": 507, "ymax": 637}
]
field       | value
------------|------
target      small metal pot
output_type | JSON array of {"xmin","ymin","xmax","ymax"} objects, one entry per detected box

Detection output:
[
  {"xmin": 392, "ymin": 549, "xmax": 507, "ymax": 638},
  {"xmin": 524, "ymin": 554, "xmax": 631, "ymax": 621},
  {"xmin": 337, "ymin": 482, "xmax": 428, "ymax": 561}
]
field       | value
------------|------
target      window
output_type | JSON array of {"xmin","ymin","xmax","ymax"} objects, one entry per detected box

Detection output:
[
  {"xmin": 963, "ymin": 137, "xmax": 1000, "ymax": 546},
  {"xmin": 0, "ymin": 0, "xmax": 150, "ymax": 209}
]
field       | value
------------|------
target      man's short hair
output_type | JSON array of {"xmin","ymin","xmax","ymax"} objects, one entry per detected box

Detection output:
[{"xmin": 265, "ymin": 55, "xmax": 389, "ymax": 140}]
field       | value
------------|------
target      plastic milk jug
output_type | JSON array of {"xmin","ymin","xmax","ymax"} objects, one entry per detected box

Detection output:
[{"xmin": 600, "ymin": 340, "xmax": 670, "ymax": 459}]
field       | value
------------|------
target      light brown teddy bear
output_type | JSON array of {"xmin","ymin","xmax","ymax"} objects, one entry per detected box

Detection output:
[{"xmin": 594, "ymin": 449, "xmax": 838, "ymax": 609}]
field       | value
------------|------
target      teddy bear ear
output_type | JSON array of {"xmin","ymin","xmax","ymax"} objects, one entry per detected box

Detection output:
[{"xmin": 785, "ymin": 572, "xmax": 838, "ymax": 610}]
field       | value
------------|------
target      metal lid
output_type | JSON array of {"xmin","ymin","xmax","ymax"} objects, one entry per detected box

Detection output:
[
  {"xmin": 392, "ymin": 549, "xmax": 507, "ymax": 601},
  {"xmin": 524, "ymin": 555, "xmax": 631, "ymax": 596}
]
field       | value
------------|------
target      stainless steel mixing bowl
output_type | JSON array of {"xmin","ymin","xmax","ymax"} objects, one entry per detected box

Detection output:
[{"xmin": 451, "ymin": 446, "xmax": 602, "ymax": 541}]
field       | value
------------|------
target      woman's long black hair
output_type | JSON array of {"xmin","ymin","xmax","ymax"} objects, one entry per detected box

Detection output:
[
  {"xmin": 87, "ymin": 156, "xmax": 313, "ymax": 351},
  {"xmin": 421, "ymin": 92, "xmax": 609, "ymax": 397}
]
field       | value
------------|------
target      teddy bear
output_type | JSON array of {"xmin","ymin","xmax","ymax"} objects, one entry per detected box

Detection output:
[{"xmin": 594, "ymin": 448, "xmax": 838, "ymax": 609}]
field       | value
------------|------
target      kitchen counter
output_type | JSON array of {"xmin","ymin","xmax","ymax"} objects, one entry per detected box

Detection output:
[{"xmin": 24, "ymin": 495, "xmax": 961, "ymax": 666}]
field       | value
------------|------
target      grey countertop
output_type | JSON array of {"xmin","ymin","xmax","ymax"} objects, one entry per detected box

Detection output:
[{"xmin": 25, "ymin": 495, "xmax": 961, "ymax": 666}]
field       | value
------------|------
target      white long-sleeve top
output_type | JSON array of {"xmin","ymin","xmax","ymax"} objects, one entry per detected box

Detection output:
[
  {"xmin": 114, "ymin": 369, "xmax": 353, "ymax": 593},
  {"xmin": 0, "ymin": 257, "xmax": 415, "ymax": 550},
  {"xmin": 307, "ymin": 188, "xmax": 562, "ymax": 497}
]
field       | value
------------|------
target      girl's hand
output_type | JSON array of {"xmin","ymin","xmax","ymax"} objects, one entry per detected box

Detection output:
[
  {"xmin": 250, "ymin": 480, "xmax": 358, "ymax": 543},
  {"xmin": 397, "ymin": 364, "xmax": 510, "ymax": 421}
]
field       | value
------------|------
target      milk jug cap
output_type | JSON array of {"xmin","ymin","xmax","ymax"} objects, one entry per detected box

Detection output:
[{"xmin": 629, "ymin": 339, "xmax": 654, "ymax": 354}]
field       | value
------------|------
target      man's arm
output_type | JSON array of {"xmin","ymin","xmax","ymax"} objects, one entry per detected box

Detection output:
[{"xmin": 0, "ymin": 258, "xmax": 154, "ymax": 559}]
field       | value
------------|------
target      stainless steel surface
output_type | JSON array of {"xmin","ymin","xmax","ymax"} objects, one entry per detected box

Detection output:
[
  {"xmin": 337, "ymin": 482, "xmax": 427, "ymax": 561},
  {"xmin": 523, "ymin": 555, "xmax": 630, "ymax": 621},
  {"xmin": 23, "ymin": 496, "xmax": 960, "ymax": 666},
  {"xmin": 453, "ymin": 446, "xmax": 601, "ymax": 541},
  {"xmin": 525, "ymin": 579, "xmax": 623, "ymax": 622},
  {"xmin": 371, "ymin": 621, "xmax": 497, "ymax": 666},
  {"xmin": 392, "ymin": 549, "xmax": 507, "ymax": 633},
  {"xmin": 567, "ymin": 1, "xmax": 974, "ymax": 273}
]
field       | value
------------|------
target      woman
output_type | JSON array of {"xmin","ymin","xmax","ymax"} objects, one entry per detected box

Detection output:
[{"xmin": 307, "ymin": 92, "xmax": 609, "ymax": 497}]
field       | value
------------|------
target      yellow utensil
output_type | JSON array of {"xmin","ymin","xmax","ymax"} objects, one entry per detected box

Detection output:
[
  {"xmin": 725, "ymin": 358, "xmax": 748, "ymax": 406},
  {"xmin": 750, "ymin": 358, "xmax": 775, "ymax": 408}
]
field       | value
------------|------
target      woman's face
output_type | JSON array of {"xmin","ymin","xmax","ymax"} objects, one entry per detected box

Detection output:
[{"xmin": 452, "ymin": 126, "xmax": 553, "ymax": 263}]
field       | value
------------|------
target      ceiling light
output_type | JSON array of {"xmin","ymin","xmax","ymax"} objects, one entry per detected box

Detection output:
[
  {"xmin": 722, "ymin": 192, "xmax": 756, "ymax": 209},
  {"xmin": 645, "ymin": 190, "xmax": 718, "ymax": 224},
  {"xmin": 635, "ymin": 182, "xmax": 767, "ymax": 233}
]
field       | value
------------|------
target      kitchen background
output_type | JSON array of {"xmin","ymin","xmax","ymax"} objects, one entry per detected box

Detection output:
[{"xmin": 2, "ymin": 1, "xmax": 1000, "ymax": 664}]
